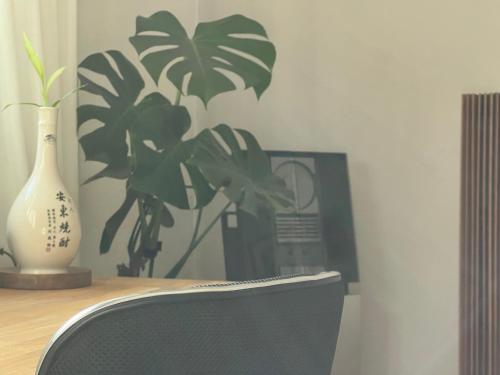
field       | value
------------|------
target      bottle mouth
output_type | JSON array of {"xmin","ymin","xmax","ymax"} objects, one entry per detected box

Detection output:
[{"xmin": 38, "ymin": 107, "xmax": 59, "ymax": 124}]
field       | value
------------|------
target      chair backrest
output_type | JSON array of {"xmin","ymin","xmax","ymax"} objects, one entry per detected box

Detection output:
[{"xmin": 37, "ymin": 272, "xmax": 344, "ymax": 375}]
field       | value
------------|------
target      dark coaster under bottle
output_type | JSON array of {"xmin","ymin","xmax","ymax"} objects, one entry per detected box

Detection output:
[{"xmin": 0, "ymin": 267, "xmax": 91, "ymax": 290}]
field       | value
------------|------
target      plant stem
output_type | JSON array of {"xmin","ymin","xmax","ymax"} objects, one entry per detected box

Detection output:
[
  {"xmin": 187, "ymin": 208, "xmax": 204, "ymax": 250},
  {"xmin": 0, "ymin": 248, "xmax": 17, "ymax": 267},
  {"xmin": 175, "ymin": 89, "xmax": 182, "ymax": 105},
  {"xmin": 190, "ymin": 202, "xmax": 231, "ymax": 251},
  {"xmin": 148, "ymin": 257, "xmax": 156, "ymax": 278},
  {"xmin": 150, "ymin": 200, "xmax": 163, "ymax": 246},
  {"xmin": 125, "ymin": 199, "xmax": 149, "ymax": 277},
  {"xmin": 145, "ymin": 199, "xmax": 163, "ymax": 277},
  {"xmin": 165, "ymin": 200, "xmax": 232, "ymax": 278},
  {"xmin": 127, "ymin": 216, "xmax": 141, "ymax": 257},
  {"xmin": 137, "ymin": 199, "xmax": 148, "ymax": 245},
  {"xmin": 129, "ymin": 131, "xmax": 138, "ymax": 172}
]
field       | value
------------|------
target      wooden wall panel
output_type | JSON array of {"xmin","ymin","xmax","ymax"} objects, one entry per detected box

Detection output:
[{"xmin": 461, "ymin": 93, "xmax": 500, "ymax": 375}]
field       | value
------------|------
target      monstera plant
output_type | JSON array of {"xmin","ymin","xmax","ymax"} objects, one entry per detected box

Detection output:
[{"xmin": 78, "ymin": 11, "xmax": 293, "ymax": 277}]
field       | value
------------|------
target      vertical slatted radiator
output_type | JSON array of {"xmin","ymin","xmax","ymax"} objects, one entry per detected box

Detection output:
[{"xmin": 461, "ymin": 93, "xmax": 500, "ymax": 375}]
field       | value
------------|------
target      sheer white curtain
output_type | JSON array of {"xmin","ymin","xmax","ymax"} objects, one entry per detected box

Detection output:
[{"xmin": 0, "ymin": 0, "xmax": 78, "ymax": 266}]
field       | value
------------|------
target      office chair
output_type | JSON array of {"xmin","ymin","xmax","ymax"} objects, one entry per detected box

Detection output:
[{"xmin": 37, "ymin": 272, "xmax": 344, "ymax": 375}]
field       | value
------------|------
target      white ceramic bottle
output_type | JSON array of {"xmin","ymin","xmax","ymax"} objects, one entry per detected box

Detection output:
[{"xmin": 6, "ymin": 107, "xmax": 81, "ymax": 274}]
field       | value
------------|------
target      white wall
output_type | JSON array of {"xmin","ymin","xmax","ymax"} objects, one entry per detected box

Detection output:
[
  {"xmin": 197, "ymin": 1, "xmax": 464, "ymax": 373},
  {"xmin": 76, "ymin": 0, "xmax": 500, "ymax": 374}
]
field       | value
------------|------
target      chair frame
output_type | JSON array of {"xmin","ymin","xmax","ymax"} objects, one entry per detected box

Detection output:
[{"xmin": 36, "ymin": 272, "xmax": 342, "ymax": 375}]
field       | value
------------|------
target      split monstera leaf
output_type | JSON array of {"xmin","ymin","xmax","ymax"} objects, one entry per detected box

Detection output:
[
  {"xmin": 129, "ymin": 11, "xmax": 276, "ymax": 106},
  {"xmin": 78, "ymin": 11, "xmax": 293, "ymax": 277}
]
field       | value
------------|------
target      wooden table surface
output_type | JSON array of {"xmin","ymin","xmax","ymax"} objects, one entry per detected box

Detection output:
[{"xmin": 0, "ymin": 277, "xmax": 205, "ymax": 375}]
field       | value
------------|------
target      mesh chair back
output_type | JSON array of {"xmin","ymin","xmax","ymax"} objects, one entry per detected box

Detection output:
[{"xmin": 37, "ymin": 272, "xmax": 344, "ymax": 375}]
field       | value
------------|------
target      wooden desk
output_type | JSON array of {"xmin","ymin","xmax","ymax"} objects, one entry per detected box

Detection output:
[{"xmin": 0, "ymin": 277, "xmax": 204, "ymax": 375}]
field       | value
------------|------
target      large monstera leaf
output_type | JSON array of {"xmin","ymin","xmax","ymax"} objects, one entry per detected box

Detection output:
[
  {"xmin": 128, "ymin": 94, "xmax": 216, "ymax": 209},
  {"xmin": 188, "ymin": 124, "xmax": 294, "ymax": 216},
  {"xmin": 78, "ymin": 50, "xmax": 215, "ymax": 209},
  {"xmin": 129, "ymin": 11, "xmax": 276, "ymax": 106},
  {"xmin": 78, "ymin": 50, "xmax": 144, "ymax": 183}
]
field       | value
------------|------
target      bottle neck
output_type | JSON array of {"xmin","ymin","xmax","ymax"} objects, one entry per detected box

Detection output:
[{"xmin": 33, "ymin": 107, "xmax": 59, "ymax": 174}]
